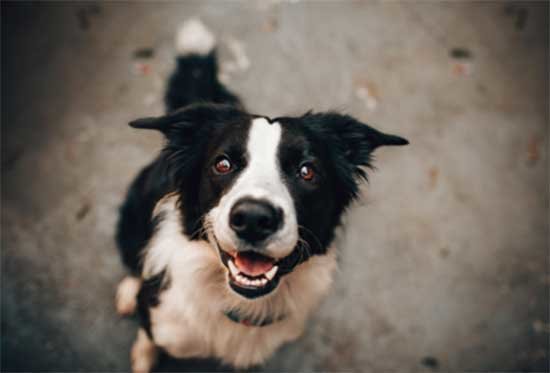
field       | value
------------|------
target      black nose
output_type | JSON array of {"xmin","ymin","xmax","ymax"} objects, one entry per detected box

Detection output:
[{"xmin": 229, "ymin": 198, "xmax": 283, "ymax": 244}]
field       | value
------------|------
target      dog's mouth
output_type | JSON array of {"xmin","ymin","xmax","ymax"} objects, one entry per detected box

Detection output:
[{"xmin": 219, "ymin": 249, "xmax": 281, "ymax": 299}]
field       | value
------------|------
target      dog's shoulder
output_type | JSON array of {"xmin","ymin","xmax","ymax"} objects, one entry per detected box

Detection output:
[{"xmin": 116, "ymin": 157, "xmax": 174, "ymax": 274}]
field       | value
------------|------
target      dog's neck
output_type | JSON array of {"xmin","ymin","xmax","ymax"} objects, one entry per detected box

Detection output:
[{"xmin": 224, "ymin": 308, "xmax": 286, "ymax": 327}]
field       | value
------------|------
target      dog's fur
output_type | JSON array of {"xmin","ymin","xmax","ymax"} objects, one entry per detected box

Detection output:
[{"xmin": 115, "ymin": 19, "xmax": 408, "ymax": 371}]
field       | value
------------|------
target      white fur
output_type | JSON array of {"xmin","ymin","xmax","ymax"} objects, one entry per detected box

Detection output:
[
  {"xmin": 115, "ymin": 276, "xmax": 142, "ymax": 316},
  {"xmin": 208, "ymin": 118, "xmax": 298, "ymax": 259},
  {"xmin": 140, "ymin": 195, "xmax": 337, "ymax": 369},
  {"xmin": 142, "ymin": 193, "xmax": 185, "ymax": 280},
  {"xmin": 176, "ymin": 18, "xmax": 216, "ymax": 56}
]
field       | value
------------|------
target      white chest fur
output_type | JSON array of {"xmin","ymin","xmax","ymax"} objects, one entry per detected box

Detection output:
[{"xmin": 143, "ymin": 195, "xmax": 337, "ymax": 368}]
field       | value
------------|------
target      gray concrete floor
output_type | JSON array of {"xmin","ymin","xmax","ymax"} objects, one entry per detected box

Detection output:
[{"xmin": 2, "ymin": 1, "xmax": 549, "ymax": 372}]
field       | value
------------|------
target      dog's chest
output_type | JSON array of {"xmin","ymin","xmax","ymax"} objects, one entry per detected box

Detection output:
[
  {"xmin": 148, "ymin": 259, "xmax": 305, "ymax": 367},
  {"xmin": 141, "ymin": 196, "xmax": 338, "ymax": 367}
]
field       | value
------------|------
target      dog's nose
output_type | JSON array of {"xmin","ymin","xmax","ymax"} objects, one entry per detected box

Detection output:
[{"xmin": 229, "ymin": 198, "xmax": 283, "ymax": 244}]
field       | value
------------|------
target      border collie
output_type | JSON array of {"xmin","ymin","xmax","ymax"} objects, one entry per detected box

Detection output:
[{"xmin": 115, "ymin": 19, "xmax": 408, "ymax": 372}]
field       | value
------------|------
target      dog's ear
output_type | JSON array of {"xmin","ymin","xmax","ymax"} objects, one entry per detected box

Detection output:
[
  {"xmin": 299, "ymin": 112, "xmax": 408, "ymax": 186},
  {"xmin": 304, "ymin": 112, "xmax": 408, "ymax": 167},
  {"xmin": 129, "ymin": 115, "xmax": 174, "ymax": 131},
  {"xmin": 128, "ymin": 103, "xmax": 245, "ymax": 140},
  {"xmin": 129, "ymin": 104, "xmax": 211, "ymax": 137},
  {"xmin": 332, "ymin": 114, "xmax": 408, "ymax": 167}
]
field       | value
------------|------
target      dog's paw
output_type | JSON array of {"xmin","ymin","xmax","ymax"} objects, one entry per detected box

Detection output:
[
  {"xmin": 131, "ymin": 329, "xmax": 158, "ymax": 373},
  {"xmin": 116, "ymin": 276, "xmax": 141, "ymax": 316}
]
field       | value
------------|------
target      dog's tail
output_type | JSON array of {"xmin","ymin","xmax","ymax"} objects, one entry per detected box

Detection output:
[{"xmin": 164, "ymin": 19, "xmax": 242, "ymax": 112}]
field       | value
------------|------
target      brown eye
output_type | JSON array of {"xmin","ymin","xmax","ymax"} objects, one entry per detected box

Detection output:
[
  {"xmin": 299, "ymin": 164, "xmax": 315, "ymax": 181},
  {"xmin": 214, "ymin": 156, "xmax": 232, "ymax": 174}
]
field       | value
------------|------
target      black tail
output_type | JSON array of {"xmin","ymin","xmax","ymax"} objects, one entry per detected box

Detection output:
[{"xmin": 164, "ymin": 19, "xmax": 242, "ymax": 112}]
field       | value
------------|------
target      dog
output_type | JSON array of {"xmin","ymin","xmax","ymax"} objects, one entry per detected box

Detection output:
[{"xmin": 115, "ymin": 19, "xmax": 408, "ymax": 372}]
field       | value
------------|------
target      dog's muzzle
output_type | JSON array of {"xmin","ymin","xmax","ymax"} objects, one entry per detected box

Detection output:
[{"xmin": 214, "ymin": 237, "xmax": 309, "ymax": 299}]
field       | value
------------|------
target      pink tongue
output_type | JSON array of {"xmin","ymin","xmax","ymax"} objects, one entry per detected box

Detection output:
[{"xmin": 235, "ymin": 253, "xmax": 274, "ymax": 277}]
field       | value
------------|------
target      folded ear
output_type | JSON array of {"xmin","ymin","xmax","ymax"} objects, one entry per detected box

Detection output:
[
  {"xmin": 128, "ymin": 105, "xmax": 202, "ymax": 135},
  {"xmin": 128, "ymin": 103, "xmax": 246, "ymax": 138},
  {"xmin": 302, "ymin": 112, "xmax": 408, "ymax": 168},
  {"xmin": 336, "ymin": 115, "xmax": 408, "ymax": 166},
  {"xmin": 129, "ymin": 115, "xmax": 176, "ymax": 132}
]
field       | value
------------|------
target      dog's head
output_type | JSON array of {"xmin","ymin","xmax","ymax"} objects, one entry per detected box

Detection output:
[{"xmin": 130, "ymin": 103, "xmax": 408, "ymax": 299}]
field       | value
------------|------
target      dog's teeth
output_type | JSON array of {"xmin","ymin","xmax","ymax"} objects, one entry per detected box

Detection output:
[
  {"xmin": 233, "ymin": 269, "xmax": 272, "ymax": 287},
  {"xmin": 228, "ymin": 259, "xmax": 239, "ymax": 276},
  {"xmin": 265, "ymin": 266, "xmax": 278, "ymax": 281},
  {"xmin": 236, "ymin": 274, "xmax": 247, "ymax": 284}
]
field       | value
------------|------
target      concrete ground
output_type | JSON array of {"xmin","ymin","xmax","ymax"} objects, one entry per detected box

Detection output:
[{"xmin": 2, "ymin": 1, "xmax": 548, "ymax": 372}]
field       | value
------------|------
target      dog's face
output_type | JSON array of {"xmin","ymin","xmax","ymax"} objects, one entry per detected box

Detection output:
[{"xmin": 130, "ymin": 104, "xmax": 408, "ymax": 299}]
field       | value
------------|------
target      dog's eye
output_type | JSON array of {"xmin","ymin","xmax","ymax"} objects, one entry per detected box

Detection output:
[
  {"xmin": 299, "ymin": 164, "xmax": 315, "ymax": 181},
  {"xmin": 214, "ymin": 156, "xmax": 233, "ymax": 174}
]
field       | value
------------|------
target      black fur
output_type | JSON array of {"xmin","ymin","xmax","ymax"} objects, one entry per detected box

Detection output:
[
  {"xmin": 116, "ymin": 160, "xmax": 172, "ymax": 274},
  {"xmin": 137, "ymin": 270, "xmax": 170, "ymax": 338},
  {"xmin": 165, "ymin": 52, "xmax": 242, "ymax": 112},
  {"xmin": 124, "ymin": 106, "xmax": 407, "ymax": 262},
  {"xmin": 130, "ymin": 104, "xmax": 253, "ymax": 238},
  {"xmin": 116, "ymin": 42, "xmax": 408, "ymax": 342},
  {"xmin": 116, "ymin": 50, "xmax": 243, "ymax": 272},
  {"xmin": 275, "ymin": 112, "xmax": 408, "ymax": 254}
]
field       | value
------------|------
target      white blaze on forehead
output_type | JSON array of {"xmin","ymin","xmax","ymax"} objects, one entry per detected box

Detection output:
[
  {"xmin": 245, "ymin": 117, "xmax": 283, "ymax": 189},
  {"xmin": 234, "ymin": 117, "xmax": 291, "ymax": 205}
]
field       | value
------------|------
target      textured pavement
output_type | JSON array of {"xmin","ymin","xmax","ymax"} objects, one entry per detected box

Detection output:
[{"xmin": 2, "ymin": 1, "xmax": 549, "ymax": 371}]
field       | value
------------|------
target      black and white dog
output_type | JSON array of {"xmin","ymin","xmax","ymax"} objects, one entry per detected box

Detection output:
[{"xmin": 115, "ymin": 19, "xmax": 408, "ymax": 372}]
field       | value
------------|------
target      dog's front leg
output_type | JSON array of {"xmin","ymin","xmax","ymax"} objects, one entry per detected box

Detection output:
[
  {"xmin": 131, "ymin": 328, "xmax": 158, "ymax": 373},
  {"xmin": 115, "ymin": 275, "xmax": 142, "ymax": 316}
]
